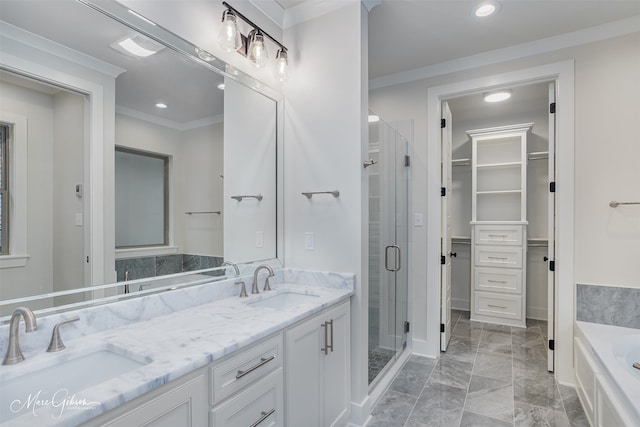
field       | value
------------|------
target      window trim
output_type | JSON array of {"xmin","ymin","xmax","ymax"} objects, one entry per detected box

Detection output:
[
  {"xmin": 0, "ymin": 113, "xmax": 29, "ymax": 268},
  {"xmin": 0, "ymin": 124, "xmax": 8, "ymax": 255},
  {"xmin": 115, "ymin": 146, "xmax": 170, "ymax": 249}
]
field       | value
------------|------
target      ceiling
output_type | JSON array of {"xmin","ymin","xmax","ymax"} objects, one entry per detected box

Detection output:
[{"xmin": 367, "ymin": 0, "xmax": 640, "ymax": 79}]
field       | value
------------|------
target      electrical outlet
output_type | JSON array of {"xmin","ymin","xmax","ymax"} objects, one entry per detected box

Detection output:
[
  {"xmin": 304, "ymin": 232, "xmax": 314, "ymax": 250},
  {"xmin": 255, "ymin": 231, "xmax": 264, "ymax": 248},
  {"xmin": 75, "ymin": 213, "xmax": 83, "ymax": 226}
]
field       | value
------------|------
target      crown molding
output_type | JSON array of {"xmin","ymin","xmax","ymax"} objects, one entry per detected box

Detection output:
[
  {"xmin": 116, "ymin": 106, "xmax": 223, "ymax": 131},
  {"xmin": 370, "ymin": 14, "xmax": 640, "ymax": 90},
  {"xmin": 0, "ymin": 20, "xmax": 125, "ymax": 78}
]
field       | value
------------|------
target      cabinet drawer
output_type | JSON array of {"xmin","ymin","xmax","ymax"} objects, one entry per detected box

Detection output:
[
  {"xmin": 211, "ymin": 369, "xmax": 283, "ymax": 427},
  {"xmin": 474, "ymin": 245, "xmax": 523, "ymax": 269},
  {"xmin": 474, "ymin": 225, "xmax": 523, "ymax": 246},
  {"xmin": 474, "ymin": 268, "xmax": 522, "ymax": 294},
  {"xmin": 210, "ymin": 333, "xmax": 283, "ymax": 404},
  {"xmin": 474, "ymin": 292, "xmax": 522, "ymax": 321}
]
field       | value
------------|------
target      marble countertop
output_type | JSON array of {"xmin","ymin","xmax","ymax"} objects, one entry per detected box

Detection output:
[
  {"xmin": 576, "ymin": 321, "xmax": 640, "ymax": 422},
  {"xmin": 1, "ymin": 273, "xmax": 353, "ymax": 426}
]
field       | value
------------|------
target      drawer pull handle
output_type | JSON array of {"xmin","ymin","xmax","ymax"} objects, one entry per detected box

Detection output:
[
  {"xmin": 488, "ymin": 234, "xmax": 508, "ymax": 238},
  {"xmin": 488, "ymin": 304, "xmax": 508, "ymax": 309},
  {"xmin": 487, "ymin": 256, "xmax": 508, "ymax": 261},
  {"xmin": 487, "ymin": 279, "xmax": 507, "ymax": 284},
  {"xmin": 236, "ymin": 355, "xmax": 275, "ymax": 379},
  {"xmin": 250, "ymin": 409, "xmax": 275, "ymax": 427}
]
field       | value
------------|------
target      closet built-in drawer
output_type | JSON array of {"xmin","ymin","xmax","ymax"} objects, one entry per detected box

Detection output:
[
  {"xmin": 474, "ymin": 245, "xmax": 523, "ymax": 269},
  {"xmin": 210, "ymin": 333, "xmax": 283, "ymax": 404},
  {"xmin": 474, "ymin": 224, "xmax": 523, "ymax": 246},
  {"xmin": 474, "ymin": 292, "xmax": 523, "ymax": 321},
  {"xmin": 211, "ymin": 369, "xmax": 283, "ymax": 427},
  {"xmin": 474, "ymin": 267, "xmax": 522, "ymax": 294}
]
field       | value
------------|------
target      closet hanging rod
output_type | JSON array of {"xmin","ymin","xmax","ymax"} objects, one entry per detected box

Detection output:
[
  {"xmin": 231, "ymin": 194, "xmax": 263, "ymax": 202},
  {"xmin": 528, "ymin": 151, "xmax": 549, "ymax": 160},
  {"xmin": 451, "ymin": 237, "xmax": 548, "ymax": 247},
  {"xmin": 452, "ymin": 158, "xmax": 471, "ymax": 166},
  {"xmin": 185, "ymin": 211, "xmax": 221, "ymax": 215},
  {"xmin": 609, "ymin": 201, "xmax": 640, "ymax": 208},
  {"xmin": 302, "ymin": 190, "xmax": 340, "ymax": 199}
]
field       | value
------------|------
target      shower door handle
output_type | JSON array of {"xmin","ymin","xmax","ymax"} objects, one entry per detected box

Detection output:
[{"xmin": 385, "ymin": 245, "xmax": 401, "ymax": 272}]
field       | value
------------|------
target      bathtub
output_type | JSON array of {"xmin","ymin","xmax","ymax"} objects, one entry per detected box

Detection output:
[{"xmin": 575, "ymin": 321, "xmax": 640, "ymax": 425}]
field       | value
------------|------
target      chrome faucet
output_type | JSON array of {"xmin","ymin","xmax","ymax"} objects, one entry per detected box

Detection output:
[
  {"xmin": 3, "ymin": 306, "xmax": 38, "ymax": 365},
  {"xmin": 222, "ymin": 261, "xmax": 240, "ymax": 277},
  {"xmin": 252, "ymin": 264, "xmax": 275, "ymax": 294}
]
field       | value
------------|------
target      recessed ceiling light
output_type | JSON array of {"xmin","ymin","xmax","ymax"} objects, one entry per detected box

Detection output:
[
  {"xmin": 484, "ymin": 90, "xmax": 511, "ymax": 103},
  {"xmin": 110, "ymin": 34, "xmax": 164, "ymax": 58},
  {"xmin": 475, "ymin": 1, "xmax": 500, "ymax": 17},
  {"xmin": 368, "ymin": 115, "xmax": 380, "ymax": 123},
  {"xmin": 155, "ymin": 103, "xmax": 168, "ymax": 109},
  {"xmin": 217, "ymin": 83, "xmax": 225, "ymax": 90}
]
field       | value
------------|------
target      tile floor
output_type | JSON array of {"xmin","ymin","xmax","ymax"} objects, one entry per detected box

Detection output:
[{"xmin": 368, "ymin": 310, "xmax": 589, "ymax": 427}]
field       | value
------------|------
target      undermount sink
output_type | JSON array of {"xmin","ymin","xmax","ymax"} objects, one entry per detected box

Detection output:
[
  {"xmin": 0, "ymin": 345, "xmax": 151, "ymax": 422},
  {"xmin": 249, "ymin": 291, "xmax": 321, "ymax": 309}
]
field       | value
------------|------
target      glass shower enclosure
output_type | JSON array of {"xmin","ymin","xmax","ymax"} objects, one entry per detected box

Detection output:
[{"xmin": 367, "ymin": 115, "xmax": 410, "ymax": 386}]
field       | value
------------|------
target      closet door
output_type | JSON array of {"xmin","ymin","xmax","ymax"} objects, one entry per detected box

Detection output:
[
  {"xmin": 440, "ymin": 101, "xmax": 453, "ymax": 350},
  {"xmin": 547, "ymin": 82, "xmax": 556, "ymax": 372}
]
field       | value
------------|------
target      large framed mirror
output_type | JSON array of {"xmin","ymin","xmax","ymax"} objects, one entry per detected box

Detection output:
[{"xmin": 0, "ymin": 0, "xmax": 283, "ymax": 318}]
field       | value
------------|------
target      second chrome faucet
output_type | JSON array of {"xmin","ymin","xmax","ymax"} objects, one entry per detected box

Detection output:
[{"xmin": 252, "ymin": 264, "xmax": 275, "ymax": 294}]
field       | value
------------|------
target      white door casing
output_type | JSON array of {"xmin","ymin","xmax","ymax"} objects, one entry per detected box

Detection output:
[{"xmin": 547, "ymin": 82, "xmax": 557, "ymax": 372}]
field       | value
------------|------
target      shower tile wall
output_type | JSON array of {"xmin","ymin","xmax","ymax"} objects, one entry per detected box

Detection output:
[
  {"xmin": 115, "ymin": 254, "xmax": 223, "ymax": 281},
  {"xmin": 576, "ymin": 283, "xmax": 640, "ymax": 328}
]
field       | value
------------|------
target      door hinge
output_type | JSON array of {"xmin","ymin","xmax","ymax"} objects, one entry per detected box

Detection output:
[
  {"xmin": 549, "ymin": 339, "xmax": 555, "ymax": 350},
  {"xmin": 404, "ymin": 321, "xmax": 410, "ymax": 333},
  {"xmin": 441, "ymin": 255, "xmax": 446, "ymax": 265},
  {"xmin": 549, "ymin": 260, "xmax": 555, "ymax": 272},
  {"xmin": 549, "ymin": 182, "xmax": 556, "ymax": 193},
  {"xmin": 440, "ymin": 323, "xmax": 445, "ymax": 333},
  {"xmin": 441, "ymin": 187, "xmax": 446, "ymax": 197},
  {"xmin": 86, "ymin": 256, "xmax": 89, "ymax": 263},
  {"xmin": 550, "ymin": 102, "xmax": 556, "ymax": 114},
  {"xmin": 441, "ymin": 118, "xmax": 446, "ymax": 128},
  {"xmin": 405, "ymin": 155, "xmax": 411, "ymax": 167}
]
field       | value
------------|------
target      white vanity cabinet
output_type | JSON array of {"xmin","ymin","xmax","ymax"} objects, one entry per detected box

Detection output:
[
  {"xmin": 82, "ymin": 369, "xmax": 209, "ymax": 427},
  {"xmin": 285, "ymin": 301, "xmax": 351, "ymax": 427},
  {"xmin": 468, "ymin": 124, "xmax": 531, "ymax": 327}
]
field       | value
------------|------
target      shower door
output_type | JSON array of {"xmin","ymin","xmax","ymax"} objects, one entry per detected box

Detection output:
[{"xmin": 368, "ymin": 118, "xmax": 409, "ymax": 386}]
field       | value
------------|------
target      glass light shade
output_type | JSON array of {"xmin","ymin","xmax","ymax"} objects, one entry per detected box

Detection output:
[
  {"xmin": 247, "ymin": 30, "xmax": 268, "ymax": 68},
  {"xmin": 274, "ymin": 49, "xmax": 288, "ymax": 81},
  {"xmin": 218, "ymin": 10, "xmax": 241, "ymax": 52}
]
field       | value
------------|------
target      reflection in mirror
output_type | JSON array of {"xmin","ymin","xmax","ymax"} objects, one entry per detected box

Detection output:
[{"xmin": 0, "ymin": 0, "xmax": 281, "ymax": 318}]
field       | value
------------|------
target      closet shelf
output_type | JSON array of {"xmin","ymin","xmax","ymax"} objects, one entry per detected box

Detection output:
[
  {"xmin": 476, "ymin": 190, "xmax": 522, "ymax": 195},
  {"xmin": 476, "ymin": 161, "xmax": 521, "ymax": 169}
]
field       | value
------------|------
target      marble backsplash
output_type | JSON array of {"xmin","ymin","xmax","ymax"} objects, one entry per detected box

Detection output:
[
  {"xmin": 576, "ymin": 283, "xmax": 640, "ymax": 329},
  {"xmin": 0, "ymin": 268, "xmax": 355, "ymax": 356}
]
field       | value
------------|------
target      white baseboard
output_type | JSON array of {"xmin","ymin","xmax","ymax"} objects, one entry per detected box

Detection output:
[
  {"xmin": 350, "ymin": 394, "xmax": 371, "ymax": 427},
  {"xmin": 526, "ymin": 306, "xmax": 548, "ymax": 321},
  {"xmin": 452, "ymin": 298, "xmax": 470, "ymax": 311}
]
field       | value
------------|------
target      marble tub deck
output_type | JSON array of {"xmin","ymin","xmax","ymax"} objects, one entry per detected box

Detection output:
[{"xmin": 368, "ymin": 310, "xmax": 589, "ymax": 427}]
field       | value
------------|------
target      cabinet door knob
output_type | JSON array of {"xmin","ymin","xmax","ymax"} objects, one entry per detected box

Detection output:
[
  {"xmin": 450, "ymin": 252, "xmax": 457, "ymax": 258},
  {"xmin": 544, "ymin": 256, "xmax": 549, "ymax": 262}
]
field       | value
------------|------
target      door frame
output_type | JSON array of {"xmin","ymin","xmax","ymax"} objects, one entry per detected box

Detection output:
[{"xmin": 425, "ymin": 60, "xmax": 575, "ymax": 384}]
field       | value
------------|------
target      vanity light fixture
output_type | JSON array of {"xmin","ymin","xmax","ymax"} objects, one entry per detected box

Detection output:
[
  {"xmin": 218, "ymin": 1, "xmax": 289, "ymax": 80},
  {"xmin": 475, "ymin": 0, "xmax": 500, "ymax": 17},
  {"xmin": 484, "ymin": 89, "xmax": 511, "ymax": 103}
]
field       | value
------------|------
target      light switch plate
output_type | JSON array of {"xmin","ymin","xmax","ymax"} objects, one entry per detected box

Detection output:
[
  {"xmin": 255, "ymin": 231, "xmax": 264, "ymax": 248},
  {"xmin": 75, "ymin": 213, "xmax": 83, "ymax": 226},
  {"xmin": 414, "ymin": 213, "xmax": 424, "ymax": 227},
  {"xmin": 304, "ymin": 232, "xmax": 314, "ymax": 250}
]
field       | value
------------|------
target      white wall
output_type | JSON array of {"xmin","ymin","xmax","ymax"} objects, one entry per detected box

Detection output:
[
  {"xmin": 224, "ymin": 78, "xmax": 277, "ymax": 263},
  {"xmin": 183, "ymin": 122, "xmax": 224, "ymax": 257},
  {"xmin": 283, "ymin": 2, "xmax": 369, "ymax": 423},
  {"xmin": 370, "ymin": 31, "xmax": 640, "ymax": 384}
]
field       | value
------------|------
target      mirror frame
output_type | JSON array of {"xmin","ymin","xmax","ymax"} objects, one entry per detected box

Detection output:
[{"xmin": 0, "ymin": 0, "xmax": 284, "ymax": 321}]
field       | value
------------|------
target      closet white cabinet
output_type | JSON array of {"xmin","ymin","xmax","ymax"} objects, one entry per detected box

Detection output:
[
  {"xmin": 468, "ymin": 123, "xmax": 532, "ymax": 327},
  {"xmin": 285, "ymin": 301, "xmax": 350, "ymax": 427}
]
